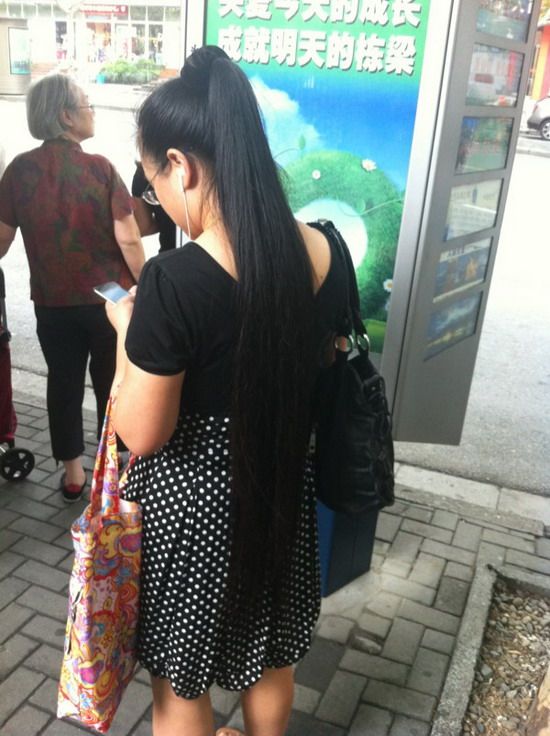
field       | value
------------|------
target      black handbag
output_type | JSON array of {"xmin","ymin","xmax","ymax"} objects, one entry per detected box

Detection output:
[{"xmin": 312, "ymin": 220, "xmax": 395, "ymax": 515}]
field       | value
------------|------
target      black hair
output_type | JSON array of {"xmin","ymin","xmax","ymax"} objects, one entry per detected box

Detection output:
[{"xmin": 137, "ymin": 46, "xmax": 316, "ymax": 612}]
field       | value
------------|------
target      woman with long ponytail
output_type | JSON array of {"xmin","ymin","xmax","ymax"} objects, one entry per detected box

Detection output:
[{"xmin": 107, "ymin": 46, "xmax": 346, "ymax": 736}]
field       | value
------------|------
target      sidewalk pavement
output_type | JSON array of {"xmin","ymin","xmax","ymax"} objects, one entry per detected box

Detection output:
[{"xmin": 1, "ymin": 392, "xmax": 549, "ymax": 736}]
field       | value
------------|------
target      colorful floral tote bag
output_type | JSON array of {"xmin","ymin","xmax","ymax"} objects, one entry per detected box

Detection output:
[{"xmin": 57, "ymin": 397, "xmax": 141, "ymax": 733}]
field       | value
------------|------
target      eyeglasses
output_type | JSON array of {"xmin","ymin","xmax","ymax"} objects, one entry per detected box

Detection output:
[
  {"xmin": 75, "ymin": 104, "xmax": 95, "ymax": 111},
  {"xmin": 141, "ymin": 167, "xmax": 162, "ymax": 206}
]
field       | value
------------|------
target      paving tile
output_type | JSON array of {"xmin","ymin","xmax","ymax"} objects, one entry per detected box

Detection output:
[
  {"xmin": 407, "ymin": 647, "xmax": 449, "ymax": 696},
  {"xmin": 0, "ymin": 667, "xmax": 44, "ymax": 725},
  {"xmin": 109, "ymin": 680, "xmax": 152, "ymax": 736},
  {"xmin": 477, "ymin": 541, "xmax": 505, "ymax": 567},
  {"xmin": 11, "ymin": 536, "xmax": 68, "ymax": 565},
  {"xmin": 452, "ymin": 521, "xmax": 482, "ymax": 552},
  {"xmin": 8, "ymin": 517, "xmax": 63, "ymax": 542},
  {"xmin": 401, "ymin": 520, "xmax": 453, "ymax": 544},
  {"xmin": 0, "ymin": 509, "xmax": 19, "ymax": 529},
  {"xmin": 29, "ymin": 677, "xmax": 59, "ymax": 714},
  {"xmin": 48, "ymin": 505, "xmax": 87, "ymax": 529},
  {"xmin": 383, "ymin": 500, "xmax": 408, "ymax": 517},
  {"xmin": 357, "ymin": 611, "xmax": 392, "ymax": 639},
  {"xmin": 387, "ymin": 531, "xmax": 423, "ymax": 563},
  {"xmin": 0, "ymin": 704, "xmax": 50, "ymax": 736},
  {"xmin": 444, "ymin": 561, "xmax": 473, "ymax": 582},
  {"xmin": 54, "ymin": 530, "xmax": 76, "ymax": 551},
  {"xmin": 12, "ymin": 559, "xmax": 69, "ymax": 592},
  {"xmin": 0, "ymin": 529, "xmax": 22, "ymax": 553},
  {"xmin": 340, "ymin": 650, "xmax": 408, "ymax": 686},
  {"xmin": 382, "ymin": 618, "xmax": 424, "ymax": 665},
  {"xmin": 364, "ymin": 592, "xmax": 402, "ymax": 620},
  {"xmin": 434, "ymin": 576, "xmax": 470, "ymax": 616},
  {"xmin": 0, "ymin": 550, "xmax": 25, "ymax": 578},
  {"xmin": 409, "ymin": 553, "xmax": 446, "ymax": 589},
  {"xmin": 0, "ymin": 633, "xmax": 40, "ymax": 679},
  {"xmin": 381, "ymin": 574, "xmax": 435, "ymax": 606},
  {"xmin": 482, "ymin": 528, "xmax": 535, "ymax": 553},
  {"xmin": 536, "ymin": 537, "xmax": 550, "ymax": 559},
  {"xmin": 41, "ymin": 720, "xmax": 91, "ymax": 734},
  {"xmin": 402, "ymin": 506, "xmax": 433, "ymax": 524},
  {"xmin": 420, "ymin": 539, "xmax": 476, "ymax": 567},
  {"xmin": 0, "ymin": 602, "xmax": 35, "ymax": 644},
  {"xmin": 22, "ymin": 614, "xmax": 67, "ymax": 649},
  {"xmin": 390, "ymin": 714, "xmax": 431, "ymax": 735},
  {"xmin": 376, "ymin": 513, "xmax": 401, "ymax": 543},
  {"xmin": 349, "ymin": 704, "xmax": 392, "ymax": 736},
  {"xmin": 293, "ymin": 683, "xmax": 321, "ymax": 714},
  {"xmin": 209, "ymin": 684, "xmax": 240, "ymax": 716},
  {"xmin": 431, "ymin": 510, "xmax": 459, "ymax": 531},
  {"xmin": 286, "ymin": 709, "xmax": 346, "ymax": 736},
  {"xmin": 315, "ymin": 670, "xmax": 366, "ymax": 727},
  {"xmin": 505, "ymin": 549, "xmax": 550, "ymax": 575},
  {"xmin": 363, "ymin": 680, "xmax": 436, "ymax": 722},
  {"xmin": 10, "ymin": 481, "xmax": 53, "ymax": 503},
  {"xmin": 317, "ymin": 616, "xmax": 354, "ymax": 644},
  {"xmin": 381, "ymin": 559, "xmax": 412, "ymax": 578},
  {"xmin": 399, "ymin": 600, "xmax": 460, "ymax": 635},
  {"xmin": 26, "ymin": 643, "xmax": 63, "ymax": 679},
  {"xmin": 295, "ymin": 638, "xmax": 345, "ymax": 692},
  {"xmin": 6, "ymin": 497, "xmax": 59, "ymax": 521},
  {"xmin": 421, "ymin": 629, "xmax": 455, "ymax": 656},
  {"xmin": 16, "ymin": 585, "xmax": 68, "ymax": 621},
  {"xmin": 0, "ymin": 576, "xmax": 30, "ymax": 611}
]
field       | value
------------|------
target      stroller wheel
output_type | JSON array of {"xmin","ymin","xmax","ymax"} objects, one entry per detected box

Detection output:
[{"xmin": 0, "ymin": 447, "xmax": 35, "ymax": 481}]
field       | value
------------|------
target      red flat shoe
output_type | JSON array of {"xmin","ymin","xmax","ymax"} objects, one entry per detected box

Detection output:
[{"xmin": 60, "ymin": 472, "xmax": 87, "ymax": 503}]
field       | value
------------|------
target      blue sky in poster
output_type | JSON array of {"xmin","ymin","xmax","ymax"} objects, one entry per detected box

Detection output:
[{"xmin": 248, "ymin": 67, "xmax": 419, "ymax": 191}]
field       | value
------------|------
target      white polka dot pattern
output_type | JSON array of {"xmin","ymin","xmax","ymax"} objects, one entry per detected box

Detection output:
[{"xmin": 124, "ymin": 413, "xmax": 321, "ymax": 698}]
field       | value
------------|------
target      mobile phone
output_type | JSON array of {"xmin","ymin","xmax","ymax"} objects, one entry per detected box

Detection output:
[{"xmin": 93, "ymin": 281, "xmax": 130, "ymax": 304}]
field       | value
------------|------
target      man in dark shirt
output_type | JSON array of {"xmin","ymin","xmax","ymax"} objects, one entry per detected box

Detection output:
[{"xmin": 132, "ymin": 163, "xmax": 176, "ymax": 252}]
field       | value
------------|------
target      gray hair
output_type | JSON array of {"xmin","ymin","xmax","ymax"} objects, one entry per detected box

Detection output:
[{"xmin": 26, "ymin": 74, "xmax": 80, "ymax": 140}]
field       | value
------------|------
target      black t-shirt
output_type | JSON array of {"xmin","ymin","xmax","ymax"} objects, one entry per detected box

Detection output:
[
  {"xmin": 125, "ymin": 235, "xmax": 346, "ymax": 416},
  {"xmin": 131, "ymin": 166, "xmax": 177, "ymax": 252}
]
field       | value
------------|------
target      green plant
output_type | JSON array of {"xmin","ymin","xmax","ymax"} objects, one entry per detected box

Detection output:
[{"xmin": 98, "ymin": 58, "xmax": 163, "ymax": 84}]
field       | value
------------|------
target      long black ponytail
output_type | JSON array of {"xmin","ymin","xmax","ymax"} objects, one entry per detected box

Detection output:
[{"xmin": 138, "ymin": 46, "xmax": 317, "ymax": 610}]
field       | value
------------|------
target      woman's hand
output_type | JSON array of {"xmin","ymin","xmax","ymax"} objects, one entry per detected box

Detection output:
[{"xmin": 105, "ymin": 286, "xmax": 136, "ymax": 334}]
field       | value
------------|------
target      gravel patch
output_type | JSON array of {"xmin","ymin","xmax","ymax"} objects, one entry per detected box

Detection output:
[{"xmin": 461, "ymin": 576, "xmax": 550, "ymax": 735}]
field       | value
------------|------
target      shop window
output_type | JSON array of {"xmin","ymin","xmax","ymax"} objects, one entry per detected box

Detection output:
[
  {"xmin": 131, "ymin": 23, "xmax": 146, "ymax": 56},
  {"xmin": 22, "ymin": 2, "xmax": 36, "ymax": 15},
  {"xmin": 8, "ymin": 3, "xmax": 22, "ymax": 15},
  {"xmin": 148, "ymin": 5, "xmax": 163, "ymax": 22},
  {"xmin": 165, "ymin": 5, "xmax": 179, "ymax": 21},
  {"xmin": 0, "ymin": 2, "xmax": 9, "ymax": 13},
  {"xmin": 130, "ymin": 5, "xmax": 145, "ymax": 20},
  {"xmin": 37, "ymin": 2, "xmax": 52, "ymax": 16}
]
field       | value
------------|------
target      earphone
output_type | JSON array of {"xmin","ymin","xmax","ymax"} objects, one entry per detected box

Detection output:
[{"xmin": 178, "ymin": 168, "xmax": 192, "ymax": 241}]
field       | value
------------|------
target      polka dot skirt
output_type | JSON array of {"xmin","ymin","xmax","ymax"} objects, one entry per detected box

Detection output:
[{"xmin": 124, "ymin": 414, "xmax": 321, "ymax": 699}]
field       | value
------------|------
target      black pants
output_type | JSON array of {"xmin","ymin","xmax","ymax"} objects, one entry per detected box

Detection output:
[{"xmin": 35, "ymin": 304, "xmax": 116, "ymax": 462}]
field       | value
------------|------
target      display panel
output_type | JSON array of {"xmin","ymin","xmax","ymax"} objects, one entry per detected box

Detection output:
[
  {"xmin": 466, "ymin": 44, "xmax": 523, "ymax": 107},
  {"xmin": 456, "ymin": 117, "xmax": 513, "ymax": 173},
  {"xmin": 425, "ymin": 292, "xmax": 482, "ymax": 359},
  {"xmin": 434, "ymin": 238, "xmax": 491, "ymax": 302},
  {"xmin": 445, "ymin": 179, "xmax": 502, "ymax": 240},
  {"xmin": 8, "ymin": 27, "xmax": 31, "ymax": 75},
  {"xmin": 476, "ymin": 0, "xmax": 532, "ymax": 42}
]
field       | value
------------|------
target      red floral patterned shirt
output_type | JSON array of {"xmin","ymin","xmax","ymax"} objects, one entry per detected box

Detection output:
[{"xmin": 0, "ymin": 138, "xmax": 134, "ymax": 306}]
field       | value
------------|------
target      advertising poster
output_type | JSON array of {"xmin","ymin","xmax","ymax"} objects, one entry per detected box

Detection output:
[
  {"xmin": 425, "ymin": 292, "xmax": 482, "ymax": 359},
  {"xmin": 434, "ymin": 238, "xmax": 491, "ymax": 302},
  {"xmin": 466, "ymin": 43, "xmax": 523, "ymax": 107},
  {"xmin": 206, "ymin": 0, "xmax": 431, "ymax": 352},
  {"xmin": 8, "ymin": 27, "xmax": 31, "ymax": 75},
  {"xmin": 476, "ymin": 0, "xmax": 532, "ymax": 42},
  {"xmin": 456, "ymin": 117, "xmax": 513, "ymax": 174},
  {"xmin": 444, "ymin": 179, "xmax": 502, "ymax": 241}
]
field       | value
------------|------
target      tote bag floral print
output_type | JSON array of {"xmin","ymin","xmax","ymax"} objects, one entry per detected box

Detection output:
[{"xmin": 57, "ymin": 397, "xmax": 141, "ymax": 733}]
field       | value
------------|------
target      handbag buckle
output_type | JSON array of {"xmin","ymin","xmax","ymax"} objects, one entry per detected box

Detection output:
[{"xmin": 335, "ymin": 334, "xmax": 355, "ymax": 353}]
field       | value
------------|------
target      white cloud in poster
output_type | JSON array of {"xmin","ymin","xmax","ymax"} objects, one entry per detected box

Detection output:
[{"xmin": 251, "ymin": 77, "xmax": 323, "ymax": 165}]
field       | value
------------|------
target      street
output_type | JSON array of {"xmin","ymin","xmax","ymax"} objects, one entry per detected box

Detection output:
[{"xmin": 1, "ymin": 97, "xmax": 549, "ymax": 495}]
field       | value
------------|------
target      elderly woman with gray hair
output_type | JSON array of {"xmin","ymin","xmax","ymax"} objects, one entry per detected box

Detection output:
[{"xmin": 0, "ymin": 74, "xmax": 145, "ymax": 502}]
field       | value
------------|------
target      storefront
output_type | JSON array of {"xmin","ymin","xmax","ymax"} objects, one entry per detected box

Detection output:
[{"xmin": 0, "ymin": 0, "xmax": 183, "ymax": 76}]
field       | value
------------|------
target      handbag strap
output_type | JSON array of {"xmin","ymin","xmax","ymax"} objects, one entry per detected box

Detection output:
[
  {"xmin": 90, "ymin": 394, "xmax": 123, "ymax": 516},
  {"xmin": 311, "ymin": 219, "xmax": 370, "ymax": 354}
]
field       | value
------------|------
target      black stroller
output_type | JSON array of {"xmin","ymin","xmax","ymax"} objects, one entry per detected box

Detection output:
[{"xmin": 0, "ymin": 267, "xmax": 35, "ymax": 480}]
